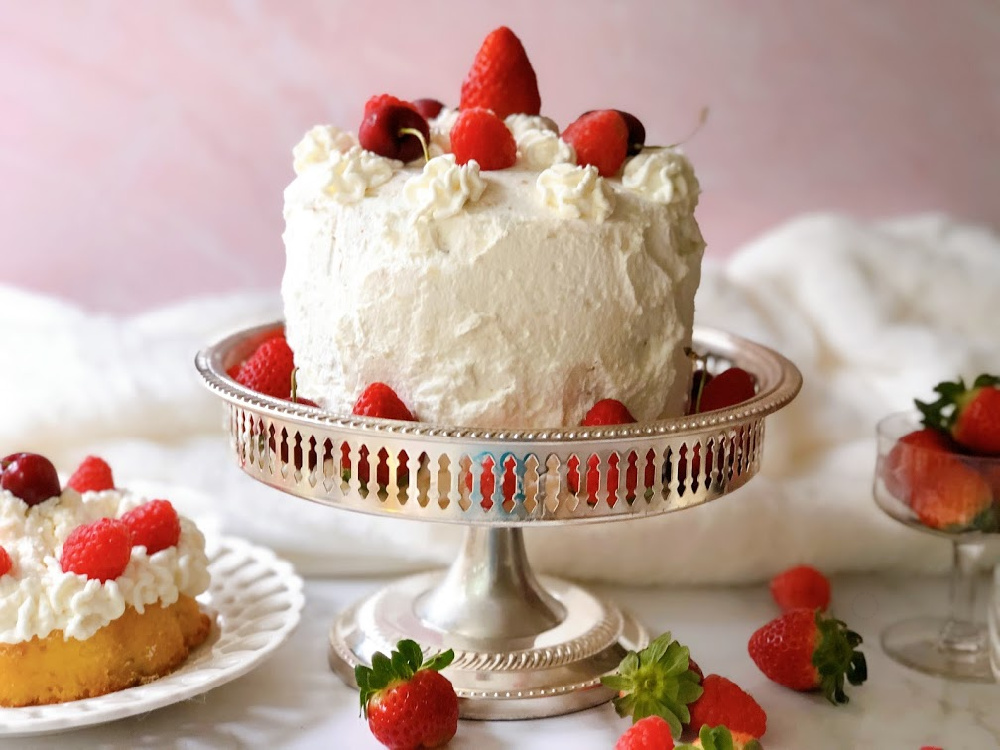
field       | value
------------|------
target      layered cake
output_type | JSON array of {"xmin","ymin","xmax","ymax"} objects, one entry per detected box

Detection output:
[
  {"xmin": 281, "ymin": 27, "xmax": 705, "ymax": 429},
  {"xmin": 0, "ymin": 453, "xmax": 211, "ymax": 706}
]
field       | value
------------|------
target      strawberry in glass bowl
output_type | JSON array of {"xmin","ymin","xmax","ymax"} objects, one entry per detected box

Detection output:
[{"xmin": 873, "ymin": 374, "xmax": 1000, "ymax": 682}]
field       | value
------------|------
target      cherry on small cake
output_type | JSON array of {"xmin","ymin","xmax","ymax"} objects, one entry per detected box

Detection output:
[
  {"xmin": 695, "ymin": 367, "xmax": 756, "ymax": 413},
  {"xmin": 412, "ymin": 97, "xmax": 445, "ymax": 120},
  {"xmin": 355, "ymin": 638, "xmax": 458, "ymax": 750},
  {"xmin": 450, "ymin": 107, "xmax": 517, "ymax": 170},
  {"xmin": 748, "ymin": 608, "xmax": 867, "ymax": 705},
  {"xmin": 121, "ymin": 499, "xmax": 181, "ymax": 555},
  {"xmin": 232, "ymin": 332, "xmax": 296, "ymax": 400},
  {"xmin": 60, "ymin": 518, "xmax": 133, "ymax": 582},
  {"xmin": 561, "ymin": 110, "xmax": 630, "ymax": 177},
  {"xmin": 600, "ymin": 631, "xmax": 704, "ymax": 738},
  {"xmin": 67, "ymin": 455, "xmax": 115, "ymax": 494},
  {"xmin": 685, "ymin": 674, "xmax": 767, "ymax": 740},
  {"xmin": 358, "ymin": 94, "xmax": 430, "ymax": 163},
  {"xmin": 0, "ymin": 546, "xmax": 11, "ymax": 578},
  {"xmin": 0, "ymin": 452, "xmax": 61, "ymax": 507},
  {"xmin": 459, "ymin": 26, "xmax": 541, "ymax": 119},
  {"xmin": 916, "ymin": 373, "xmax": 1000, "ymax": 455},
  {"xmin": 769, "ymin": 564, "xmax": 831, "ymax": 613}
]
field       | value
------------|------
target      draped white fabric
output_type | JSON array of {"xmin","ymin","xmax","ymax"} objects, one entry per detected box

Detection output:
[{"xmin": 3, "ymin": 213, "xmax": 998, "ymax": 581}]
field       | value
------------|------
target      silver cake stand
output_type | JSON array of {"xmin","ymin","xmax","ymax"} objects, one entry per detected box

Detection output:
[{"xmin": 195, "ymin": 324, "xmax": 800, "ymax": 720}]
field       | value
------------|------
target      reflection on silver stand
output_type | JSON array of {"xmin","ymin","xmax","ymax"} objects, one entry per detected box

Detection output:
[{"xmin": 196, "ymin": 325, "xmax": 800, "ymax": 719}]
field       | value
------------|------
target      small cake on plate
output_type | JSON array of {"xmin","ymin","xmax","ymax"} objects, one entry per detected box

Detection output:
[{"xmin": 0, "ymin": 453, "xmax": 212, "ymax": 707}]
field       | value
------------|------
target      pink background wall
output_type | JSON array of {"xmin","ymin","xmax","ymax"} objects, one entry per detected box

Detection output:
[{"xmin": 3, "ymin": 1, "xmax": 998, "ymax": 313}]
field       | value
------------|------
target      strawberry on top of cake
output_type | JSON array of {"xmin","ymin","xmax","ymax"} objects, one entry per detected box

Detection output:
[{"xmin": 280, "ymin": 26, "xmax": 705, "ymax": 430}]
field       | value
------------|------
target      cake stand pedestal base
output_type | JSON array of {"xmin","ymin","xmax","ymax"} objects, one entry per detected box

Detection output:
[{"xmin": 327, "ymin": 527, "xmax": 648, "ymax": 719}]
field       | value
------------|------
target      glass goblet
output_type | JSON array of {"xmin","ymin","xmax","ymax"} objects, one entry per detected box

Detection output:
[{"xmin": 874, "ymin": 411, "xmax": 998, "ymax": 682}]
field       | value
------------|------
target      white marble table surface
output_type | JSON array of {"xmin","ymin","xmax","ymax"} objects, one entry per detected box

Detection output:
[{"xmin": 2, "ymin": 573, "xmax": 997, "ymax": 749}]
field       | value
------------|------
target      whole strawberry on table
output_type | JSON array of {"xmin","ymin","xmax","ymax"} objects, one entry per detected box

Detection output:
[{"xmin": 355, "ymin": 639, "xmax": 458, "ymax": 750}]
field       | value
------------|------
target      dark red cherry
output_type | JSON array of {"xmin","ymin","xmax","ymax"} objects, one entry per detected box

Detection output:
[
  {"xmin": 412, "ymin": 98, "xmax": 445, "ymax": 120},
  {"xmin": 616, "ymin": 111, "xmax": 646, "ymax": 156},
  {"xmin": 1, "ymin": 453, "xmax": 61, "ymax": 506},
  {"xmin": 359, "ymin": 103, "xmax": 430, "ymax": 163}
]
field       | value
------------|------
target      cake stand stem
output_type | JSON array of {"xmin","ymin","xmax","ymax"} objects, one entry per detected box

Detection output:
[{"xmin": 415, "ymin": 527, "xmax": 566, "ymax": 644}]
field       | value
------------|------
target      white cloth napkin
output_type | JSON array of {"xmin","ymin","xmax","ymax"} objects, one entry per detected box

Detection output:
[{"xmin": 2, "ymin": 213, "xmax": 998, "ymax": 581}]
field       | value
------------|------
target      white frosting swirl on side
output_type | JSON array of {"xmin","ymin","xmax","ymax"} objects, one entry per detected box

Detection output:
[
  {"xmin": 536, "ymin": 163, "xmax": 615, "ymax": 223},
  {"xmin": 310, "ymin": 146, "xmax": 399, "ymax": 205},
  {"xmin": 403, "ymin": 155, "xmax": 486, "ymax": 221},
  {"xmin": 0, "ymin": 489, "xmax": 211, "ymax": 643},
  {"xmin": 514, "ymin": 129, "xmax": 576, "ymax": 170},
  {"xmin": 292, "ymin": 125, "xmax": 358, "ymax": 175},
  {"xmin": 622, "ymin": 148, "xmax": 700, "ymax": 209}
]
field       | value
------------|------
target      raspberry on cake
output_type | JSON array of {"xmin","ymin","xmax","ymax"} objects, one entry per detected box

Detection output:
[
  {"xmin": 281, "ymin": 26, "xmax": 705, "ymax": 429},
  {"xmin": 0, "ymin": 454, "xmax": 212, "ymax": 707}
]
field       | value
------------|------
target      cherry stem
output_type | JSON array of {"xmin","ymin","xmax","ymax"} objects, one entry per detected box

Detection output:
[
  {"xmin": 645, "ymin": 107, "xmax": 711, "ymax": 152},
  {"xmin": 399, "ymin": 127, "xmax": 430, "ymax": 163}
]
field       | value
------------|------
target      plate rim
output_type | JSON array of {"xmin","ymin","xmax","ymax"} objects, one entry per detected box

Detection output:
[{"xmin": 0, "ymin": 535, "xmax": 305, "ymax": 738}]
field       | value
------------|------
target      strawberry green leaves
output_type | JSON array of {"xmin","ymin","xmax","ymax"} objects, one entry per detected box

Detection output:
[
  {"xmin": 355, "ymin": 639, "xmax": 455, "ymax": 718},
  {"xmin": 601, "ymin": 631, "xmax": 704, "ymax": 736}
]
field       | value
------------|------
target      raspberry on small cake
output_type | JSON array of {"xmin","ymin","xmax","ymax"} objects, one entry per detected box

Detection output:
[
  {"xmin": 0, "ymin": 546, "xmax": 11, "ymax": 577},
  {"xmin": 121, "ymin": 499, "xmax": 181, "ymax": 555},
  {"xmin": 60, "ymin": 518, "xmax": 133, "ymax": 582},
  {"xmin": 68, "ymin": 455, "xmax": 115, "ymax": 493}
]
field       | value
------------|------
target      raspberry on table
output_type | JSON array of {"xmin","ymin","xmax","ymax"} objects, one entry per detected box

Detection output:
[
  {"xmin": 120, "ymin": 499, "xmax": 181, "ymax": 555},
  {"xmin": 60, "ymin": 518, "xmax": 133, "ymax": 582},
  {"xmin": 67, "ymin": 456, "xmax": 115, "ymax": 493}
]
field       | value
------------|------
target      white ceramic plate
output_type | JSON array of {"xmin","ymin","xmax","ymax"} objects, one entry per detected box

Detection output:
[{"xmin": 0, "ymin": 536, "xmax": 305, "ymax": 737}]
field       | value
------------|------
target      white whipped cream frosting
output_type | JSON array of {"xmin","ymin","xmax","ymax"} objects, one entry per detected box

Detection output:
[
  {"xmin": 0, "ymin": 489, "xmax": 210, "ymax": 643},
  {"xmin": 536, "ymin": 163, "xmax": 615, "ymax": 223},
  {"xmin": 403, "ymin": 154, "xmax": 486, "ymax": 221},
  {"xmin": 622, "ymin": 148, "xmax": 700, "ymax": 210},
  {"xmin": 288, "ymin": 146, "xmax": 400, "ymax": 206},
  {"xmin": 292, "ymin": 125, "xmax": 358, "ymax": 176}
]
